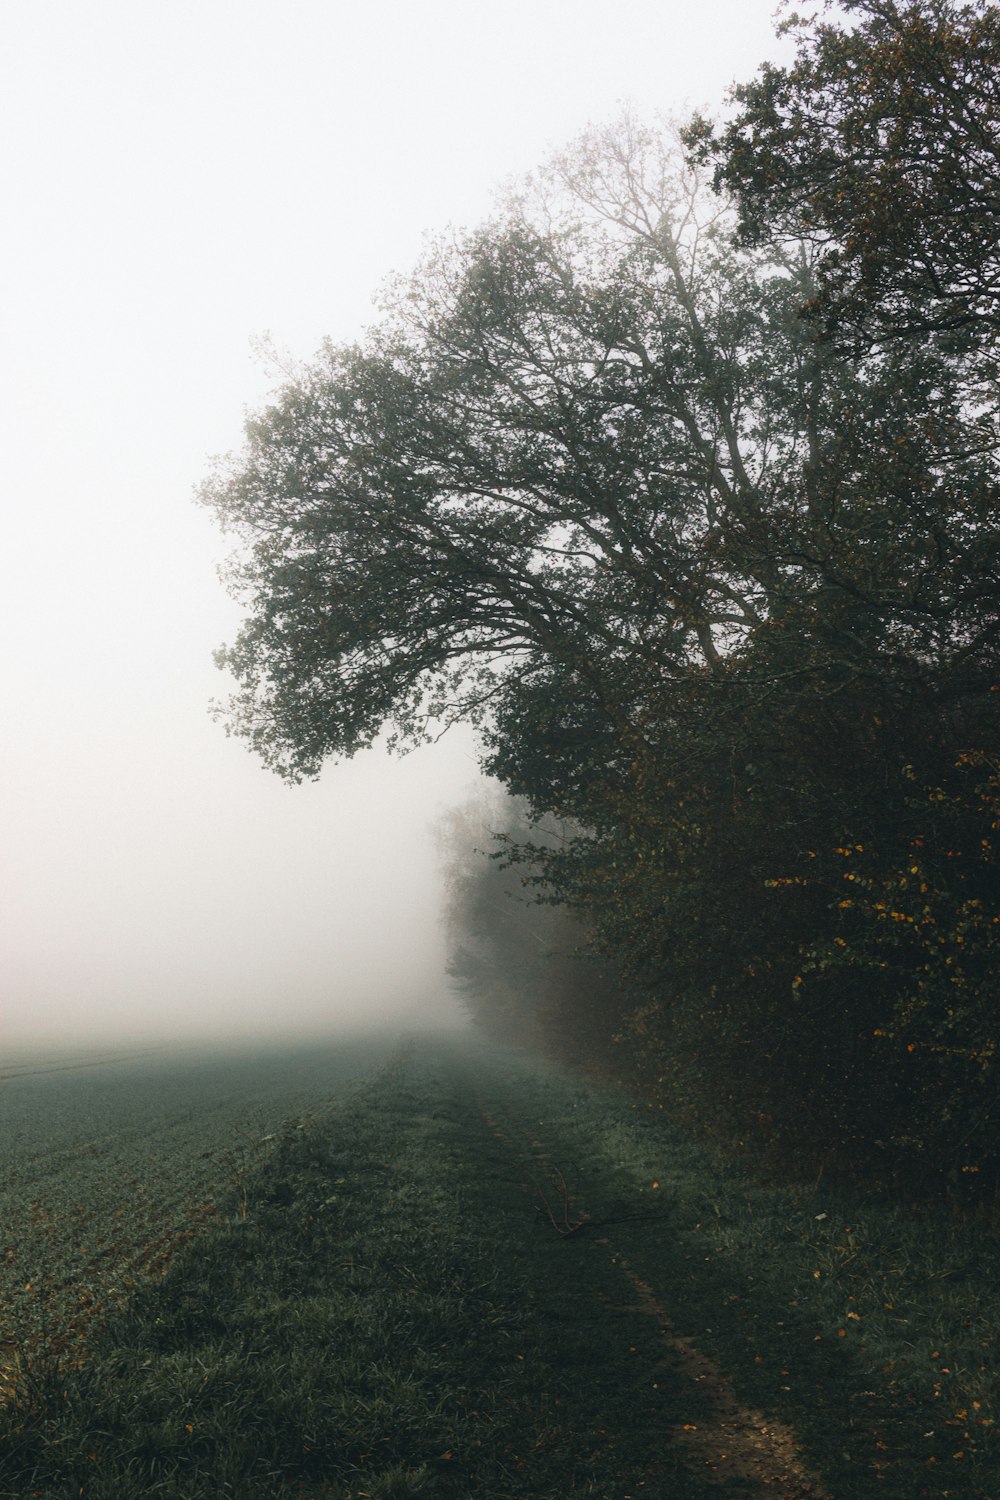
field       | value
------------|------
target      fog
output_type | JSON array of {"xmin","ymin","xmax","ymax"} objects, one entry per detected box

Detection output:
[{"xmin": 0, "ymin": 0, "xmax": 788, "ymax": 1050}]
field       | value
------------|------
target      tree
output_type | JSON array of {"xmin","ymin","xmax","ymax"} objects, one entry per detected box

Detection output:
[
  {"xmin": 204, "ymin": 116, "xmax": 1000, "ymax": 1183},
  {"xmin": 690, "ymin": 0, "xmax": 1000, "ymax": 349},
  {"xmin": 435, "ymin": 789, "xmax": 628, "ymax": 1061},
  {"xmin": 205, "ymin": 116, "xmax": 995, "ymax": 793},
  {"xmin": 202, "ymin": 120, "xmax": 828, "ymax": 784},
  {"xmin": 676, "ymin": 3, "xmax": 1000, "ymax": 1175}
]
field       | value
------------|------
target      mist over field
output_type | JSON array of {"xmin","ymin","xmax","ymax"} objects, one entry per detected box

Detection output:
[
  {"xmin": 2, "ymin": 727, "xmax": 481, "ymax": 1051},
  {"xmin": 0, "ymin": 0, "xmax": 788, "ymax": 1051}
]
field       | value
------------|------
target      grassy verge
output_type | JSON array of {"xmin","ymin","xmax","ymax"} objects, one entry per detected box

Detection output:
[{"xmin": 465, "ymin": 1046, "xmax": 997, "ymax": 1499}]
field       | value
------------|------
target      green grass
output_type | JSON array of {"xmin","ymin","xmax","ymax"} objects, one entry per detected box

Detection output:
[
  {"xmin": 0, "ymin": 1037, "xmax": 399, "ymax": 1370},
  {"xmin": 464, "ymin": 1045, "xmax": 998, "ymax": 1499},
  {"xmin": 0, "ymin": 1041, "xmax": 715, "ymax": 1499},
  {"xmin": 2, "ymin": 1034, "xmax": 997, "ymax": 1498}
]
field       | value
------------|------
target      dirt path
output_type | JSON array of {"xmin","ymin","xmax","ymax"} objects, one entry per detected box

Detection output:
[{"xmin": 469, "ymin": 1061, "xmax": 830, "ymax": 1499}]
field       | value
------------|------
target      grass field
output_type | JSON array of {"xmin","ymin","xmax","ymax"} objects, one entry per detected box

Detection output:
[
  {"xmin": 0, "ymin": 1036, "xmax": 399, "ymax": 1379},
  {"xmin": 1, "ymin": 1034, "xmax": 996, "ymax": 1498}
]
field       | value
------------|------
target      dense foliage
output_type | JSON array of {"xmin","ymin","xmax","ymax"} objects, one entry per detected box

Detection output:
[
  {"xmin": 205, "ymin": 1, "xmax": 999, "ymax": 1187},
  {"xmin": 691, "ymin": 0, "xmax": 1000, "ymax": 349}
]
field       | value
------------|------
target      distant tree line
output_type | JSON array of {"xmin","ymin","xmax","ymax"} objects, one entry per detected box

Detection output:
[
  {"xmin": 204, "ymin": 0, "xmax": 999, "ymax": 1188},
  {"xmin": 434, "ymin": 791, "xmax": 629, "ymax": 1068}
]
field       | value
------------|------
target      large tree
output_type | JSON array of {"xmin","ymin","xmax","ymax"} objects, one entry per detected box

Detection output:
[
  {"xmin": 204, "ymin": 114, "xmax": 1000, "ymax": 1180},
  {"xmin": 203, "ymin": 122, "xmax": 829, "ymax": 783}
]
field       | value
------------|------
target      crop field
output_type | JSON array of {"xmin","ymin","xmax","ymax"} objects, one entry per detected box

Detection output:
[
  {"xmin": 1, "ymin": 1035, "xmax": 998, "ymax": 1498},
  {"xmin": 0, "ymin": 1035, "xmax": 399, "ymax": 1382}
]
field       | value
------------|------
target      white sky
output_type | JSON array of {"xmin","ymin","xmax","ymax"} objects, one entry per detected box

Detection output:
[{"xmin": 0, "ymin": 0, "xmax": 789, "ymax": 1048}]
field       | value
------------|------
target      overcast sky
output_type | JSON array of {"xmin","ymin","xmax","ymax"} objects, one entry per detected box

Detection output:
[{"xmin": 0, "ymin": 0, "xmax": 790, "ymax": 1049}]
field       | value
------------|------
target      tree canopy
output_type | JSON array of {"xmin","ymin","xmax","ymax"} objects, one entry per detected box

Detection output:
[
  {"xmin": 206, "ymin": 123, "xmax": 830, "ymax": 780},
  {"xmin": 690, "ymin": 0, "xmax": 1000, "ymax": 348}
]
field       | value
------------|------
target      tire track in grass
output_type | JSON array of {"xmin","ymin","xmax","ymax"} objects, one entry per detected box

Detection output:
[{"xmin": 476, "ymin": 1084, "xmax": 829, "ymax": 1498}]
